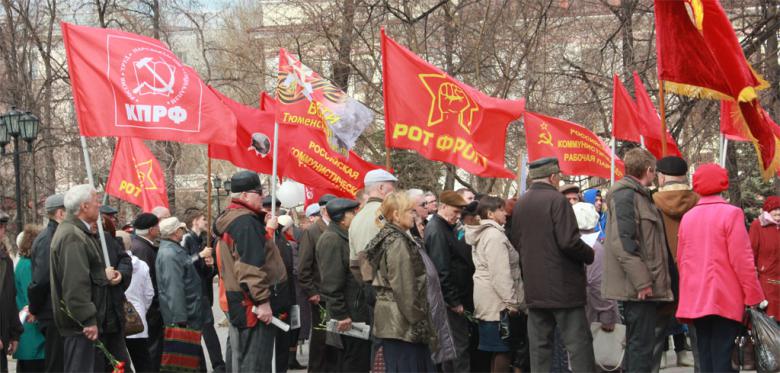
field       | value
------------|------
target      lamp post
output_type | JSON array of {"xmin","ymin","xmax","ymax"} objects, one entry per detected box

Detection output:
[
  {"xmin": 204, "ymin": 175, "xmax": 231, "ymax": 213},
  {"xmin": 0, "ymin": 107, "xmax": 40, "ymax": 233}
]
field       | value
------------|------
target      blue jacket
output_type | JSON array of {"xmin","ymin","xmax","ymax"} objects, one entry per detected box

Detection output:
[
  {"xmin": 156, "ymin": 239, "xmax": 204, "ymax": 329},
  {"xmin": 583, "ymin": 189, "xmax": 607, "ymax": 240}
]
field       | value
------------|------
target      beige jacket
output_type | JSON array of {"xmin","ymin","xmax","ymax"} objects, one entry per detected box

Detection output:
[{"xmin": 466, "ymin": 219, "xmax": 525, "ymax": 321}]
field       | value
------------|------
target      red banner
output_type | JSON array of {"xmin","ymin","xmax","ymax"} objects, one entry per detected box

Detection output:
[
  {"xmin": 612, "ymin": 74, "xmax": 643, "ymax": 143},
  {"xmin": 633, "ymin": 72, "xmax": 682, "ymax": 158},
  {"xmin": 654, "ymin": 0, "xmax": 768, "ymax": 102},
  {"xmin": 524, "ymin": 111, "xmax": 624, "ymax": 180},
  {"xmin": 106, "ymin": 138, "xmax": 169, "ymax": 212},
  {"xmin": 381, "ymin": 29, "xmax": 523, "ymax": 179},
  {"xmin": 208, "ymin": 87, "xmax": 275, "ymax": 174},
  {"xmin": 276, "ymin": 49, "xmax": 373, "ymax": 153},
  {"xmin": 277, "ymin": 125, "xmax": 383, "ymax": 198},
  {"xmin": 61, "ymin": 22, "xmax": 236, "ymax": 145},
  {"xmin": 720, "ymin": 100, "xmax": 780, "ymax": 177},
  {"xmin": 720, "ymin": 101, "xmax": 751, "ymax": 142}
]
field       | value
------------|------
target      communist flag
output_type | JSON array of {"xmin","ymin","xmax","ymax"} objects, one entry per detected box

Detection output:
[
  {"xmin": 381, "ymin": 29, "xmax": 523, "ymax": 179},
  {"xmin": 106, "ymin": 138, "xmax": 168, "ymax": 212},
  {"xmin": 654, "ymin": 0, "xmax": 768, "ymax": 102},
  {"xmin": 61, "ymin": 22, "xmax": 237, "ymax": 146},
  {"xmin": 524, "ymin": 111, "xmax": 625, "ymax": 180},
  {"xmin": 208, "ymin": 87, "xmax": 275, "ymax": 174},
  {"xmin": 276, "ymin": 49, "xmax": 374, "ymax": 152},
  {"xmin": 633, "ymin": 73, "xmax": 682, "ymax": 158},
  {"xmin": 276, "ymin": 124, "xmax": 384, "ymax": 199},
  {"xmin": 612, "ymin": 74, "xmax": 643, "ymax": 143},
  {"xmin": 719, "ymin": 100, "xmax": 780, "ymax": 177}
]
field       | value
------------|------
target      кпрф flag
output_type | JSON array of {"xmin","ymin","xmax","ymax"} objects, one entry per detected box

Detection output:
[
  {"xmin": 62, "ymin": 22, "xmax": 236, "ymax": 145},
  {"xmin": 275, "ymin": 48, "xmax": 374, "ymax": 153},
  {"xmin": 382, "ymin": 29, "xmax": 524, "ymax": 179}
]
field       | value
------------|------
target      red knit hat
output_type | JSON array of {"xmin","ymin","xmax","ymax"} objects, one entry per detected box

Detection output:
[
  {"xmin": 693, "ymin": 163, "xmax": 729, "ymax": 196},
  {"xmin": 763, "ymin": 196, "xmax": 780, "ymax": 212}
]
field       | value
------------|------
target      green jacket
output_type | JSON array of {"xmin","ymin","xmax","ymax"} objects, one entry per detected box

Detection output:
[
  {"xmin": 316, "ymin": 223, "xmax": 369, "ymax": 322},
  {"xmin": 14, "ymin": 257, "xmax": 45, "ymax": 360},
  {"xmin": 50, "ymin": 216, "xmax": 110, "ymax": 336},
  {"xmin": 366, "ymin": 223, "xmax": 433, "ymax": 345}
]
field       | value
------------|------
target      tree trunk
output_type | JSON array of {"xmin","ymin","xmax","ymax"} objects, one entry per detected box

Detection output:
[
  {"xmin": 726, "ymin": 142, "xmax": 742, "ymax": 208},
  {"xmin": 332, "ymin": 0, "xmax": 355, "ymax": 91}
]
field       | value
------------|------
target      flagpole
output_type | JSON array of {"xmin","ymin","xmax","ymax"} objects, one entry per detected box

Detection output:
[
  {"xmin": 385, "ymin": 149, "xmax": 391, "ymax": 171},
  {"xmin": 639, "ymin": 135, "xmax": 645, "ymax": 148},
  {"xmin": 611, "ymin": 136, "xmax": 616, "ymax": 185},
  {"xmin": 271, "ymin": 121, "xmax": 280, "ymax": 217},
  {"xmin": 80, "ymin": 136, "xmax": 111, "ymax": 267},
  {"xmin": 658, "ymin": 80, "xmax": 668, "ymax": 157},
  {"xmin": 518, "ymin": 152, "xmax": 528, "ymax": 196},
  {"xmin": 720, "ymin": 136, "xmax": 729, "ymax": 167},
  {"xmin": 206, "ymin": 155, "xmax": 213, "ymax": 240}
]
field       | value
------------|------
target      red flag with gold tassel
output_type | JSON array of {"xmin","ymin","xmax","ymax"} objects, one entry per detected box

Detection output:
[
  {"xmin": 654, "ymin": 0, "xmax": 768, "ymax": 102},
  {"xmin": 720, "ymin": 100, "xmax": 780, "ymax": 178}
]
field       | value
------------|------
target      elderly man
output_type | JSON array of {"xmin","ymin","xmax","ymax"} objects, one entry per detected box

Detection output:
[
  {"xmin": 214, "ymin": 171, "xmax": 285, "ymax": 372},
  {"xmin": 0, "ymin": 210, "xmax": 22, "ymax": 373},
  {"xmin": 423, "ymin": 191, "xmax": 438, "ymax": 220},
  {"xmin": 349, "ymin": 169, "xmax": 397, "ymax": 267},
  {"xmin": 407, "ymin": 189, "xmax": 427, "ymax": 239},
  {"xmin": 604, "ymin": 148, "xmax": 674, "ymax": 373},
  {"xmin": 150, "ymin": 206, "xmax": 171, "ymax": 219},
  {"xmin": 297, "ymin": 194, "xmax": 335, "ymax": 372},
  {"xmin": 50, "ymin": 184, "xmax": 119, "ymax": 372},
  {"xmin": 156, "ymin": 217, "xmax": 204, "ymax": 330},
  {"xmin": 560, "ymin": 184, "xmax": 581, "ymax": 204},
  {"xmin": 455, "ymin": 188, "xmax": 476, "ymax": 204},
  {"xmin": 28, "ymin": 194, "xmax": 66, "ymax": 372},
  {"xmin": 130, "ymin": 212, "xmax": 164, "ymax": 371},
  {"xmin": 510, "ymin": 158, "xmax": 595, "ymax": 373},
  {"xmin": 425, "ymin": 191, "xmax": 472, "ymax": 372}
]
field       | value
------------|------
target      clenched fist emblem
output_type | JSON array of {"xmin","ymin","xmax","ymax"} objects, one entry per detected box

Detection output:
[{"xmin": 420, "ymin": 74, "xmax": 479, "ymax": 133}]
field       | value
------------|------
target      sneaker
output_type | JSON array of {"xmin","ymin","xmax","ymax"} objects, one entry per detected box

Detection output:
[
  {"xmin": 677, "ymin": 350, "xmax": 694, "ymax": 367},
  {"xmin": 660, "ymin": 352, "xmax": 669, "ymax": 369}
]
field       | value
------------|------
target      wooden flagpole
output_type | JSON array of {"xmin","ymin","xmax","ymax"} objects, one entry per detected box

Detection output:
[{"xmin": 659, "ymin": 81, "xmax": 668, "ymax": 157}]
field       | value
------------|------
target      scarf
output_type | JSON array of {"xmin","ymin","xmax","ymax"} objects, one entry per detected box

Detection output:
[{"xmin": 759, "ymin": 210, "xmax": 780, "ymax": 227}]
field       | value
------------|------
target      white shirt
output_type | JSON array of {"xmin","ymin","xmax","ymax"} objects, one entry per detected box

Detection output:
[{"xmin": 125, "ymin": 252, "xmax": 155, "ymax": 338}]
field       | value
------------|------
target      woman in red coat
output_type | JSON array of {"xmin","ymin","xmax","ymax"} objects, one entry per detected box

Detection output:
[{"xmin": 749, "ymin": 195, "xmax": 780, "ymax": 321}]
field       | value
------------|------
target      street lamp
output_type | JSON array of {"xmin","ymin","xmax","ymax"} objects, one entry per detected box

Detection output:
[
  {"xmin": 0, "ymin": 107, "xmax": 40, "ymax": 233},
  {"xmin": 204, "ymin": 175, "xmax": 231, "ymax": 212}
]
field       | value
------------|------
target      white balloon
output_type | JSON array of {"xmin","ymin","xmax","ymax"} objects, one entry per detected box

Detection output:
[{"xmin": 276, "ymin": 181, "xmax": 306, "ymax": 208}]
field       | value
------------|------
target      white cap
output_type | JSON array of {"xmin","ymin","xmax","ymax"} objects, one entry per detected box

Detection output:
[
  {"xmin": 278, "ymin": 215, "xmax": 294, "ymax": 228},
  {"xmin": 305, "ymin": 203, "xmax": 321, "ymax": 217},
  {"xmin": 364, "ymin": 169, "xmax": 398, "ymax": 185},
  {"xmin": 572, "ymin": 202, "xmax": 599, "ymax": 231},
  {"xmin": 159, "ymin": 217, "xmax": 187, "ymax": 237}
]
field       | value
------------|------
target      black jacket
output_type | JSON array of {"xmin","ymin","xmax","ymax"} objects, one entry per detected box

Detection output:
[
  {"xmin": 317, "ymin": 223, "xmax": 369, "ymax": 322},
  {"xmin": 273, "ymin": 230, "xmax": 297, "ymax": 313},
  {"xmin": 0, "ymin": 245, "xmax": 23, "ymax": 344},
  {"xmin": 424, "ymin": 214, "xmax": 474, "ymax": 308},
  {"xmin": 105, "ymin": 235, "xmax": 132, "ymax": 333},
  {"xmin": 28, "ymin": 220, "xmax": 58, "ymax": 324},
  {"xmin": 182, "ymin": 231, "xmax": 218, "ymax": 305}
]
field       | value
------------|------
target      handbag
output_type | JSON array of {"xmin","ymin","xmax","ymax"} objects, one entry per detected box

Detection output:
[
  {"xmin": 590, "ymin": 322, "xmax": 626, "ymax": 371},
  {"xmin": 161, "ymin": 326, "xmax": 202, "ymax": 372},
  {"xmin": 123, "ymin": 300, "xmax": 144, "ymax": 336}
]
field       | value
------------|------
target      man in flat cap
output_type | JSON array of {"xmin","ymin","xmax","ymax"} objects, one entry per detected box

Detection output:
[
  {"xmin": 317, "ymin": 198, "xmax": 370, "ymax": 372},
  {"xmin": 130, "ymin": 212, "xmax": 164, "ymax": 371},
  {"xmin": 297, "ymin": 194, "xmax": 335, "ymax": 371},
  {"xmin": 214, "ymin": 171, "xmax": 285, "ymax": 372},
  {"xmin": 425, "ymin": 190, "xmax": 472, "ymax": 372},
  {"xmin": 510, "ymin": 157, "xmax": 596, "ymax": 372},
  {"xmin": 28, "ymin": 194, "xmax": 66, "ymax": 372},
  {"xmin": 603, "ymin": 148, "xmax": 673, "ymax": 373},
  {"xmin": 652, "ymin": 156, "xmax": 698, "ymax": 370},
  {"xmin": 559, "ymin": 184, "xmax": 581, "ymax": 205}
]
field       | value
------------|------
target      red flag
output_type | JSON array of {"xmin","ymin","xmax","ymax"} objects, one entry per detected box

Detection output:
[
  {"xmin": 612, "ymin": 74, "xmax": 644, "ymax": 143},
  {"xmin": 277, "ymin": 124, "xmax": 383, "ymax": 198},
  {"xmin": 632, "ymin": 72, "xmax": 682, "ymax": 158},
  {"xmin": 654, "ymin": 0, "xmax": 768, "ymax": 102},
  {"xmin": 720, "ymin": 100, "xmax": 780, "ymax": 177},
  {"xmin": 208, "ymin": 88, "xmax": 276, "ymax": 174},
  {"xmin": 61, "ymin": 22, "xmax": 236, "ymax": 145},
  {"xmin": 106, "ymin": 138, "xmax": 169, "ymax": 212},
  {"xmin": 381, "ymin": 29, "xmax": 523, "ymax": 179},
  {"xmin": 276, "ymin": 49, "xmax": 373, "ymax": 152},
  {"xmin": 260, "ymin": 92, "xmax": 276, "ymax": 111},
  {"xmin": 524, "ymin": 111, "xmax": 625, "ymax": 180}
]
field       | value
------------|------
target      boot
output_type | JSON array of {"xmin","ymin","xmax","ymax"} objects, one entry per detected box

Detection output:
[{"xmin": 677, "ymin": 350, "xmax": 695, "ymax": 367}]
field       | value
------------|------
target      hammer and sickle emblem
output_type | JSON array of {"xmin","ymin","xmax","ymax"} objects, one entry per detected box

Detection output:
[{"xmin": 538, "ymin": 123, "xmax": 553, "ymax": 146}]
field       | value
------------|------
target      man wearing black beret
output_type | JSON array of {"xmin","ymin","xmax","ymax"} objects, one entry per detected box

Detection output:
[
  {"xmin": 652, "ymin": 156, "xmax": 699, "ymax": 369},
  {"xmin": 214, "ymin": 171, "xmax": 286, "ymax": 372},
  {"xmin": 129, "ymin": 212, "xmax": 164, "ymax": 371},
  {"xmin": 316, "ymin": 198, "xmax": 370, "ymax": 372}
]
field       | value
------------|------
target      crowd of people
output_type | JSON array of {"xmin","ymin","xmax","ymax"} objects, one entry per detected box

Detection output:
[{"xmin": 0, "ymin": 147, "xmax": 777, "ymax": 373}]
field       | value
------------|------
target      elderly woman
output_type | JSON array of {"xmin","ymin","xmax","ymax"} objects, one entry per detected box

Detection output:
[
  {"xmin": 466, "ymin": 196, "xmax": 525, "ymax": 372},
  {"xmin": 676, "ymin": 164, "xmax": 766, "ymax": 373},
  {"xmin": 155, "ymin": 217, "xmax": 204, "ymax": 330},
  {"xmin": 749, "ymin": 195, "xmax": 780, "ymax": 321},
  {"xmin": 14, "ymin": 224, "xmax": 45, "ymax": 373},
  {"xmin": 365, "ymin": 191, "xmax": 456, "ymax": 372}
]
